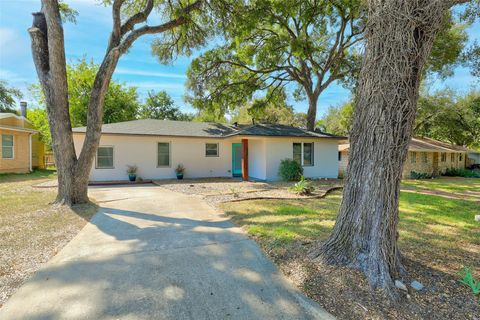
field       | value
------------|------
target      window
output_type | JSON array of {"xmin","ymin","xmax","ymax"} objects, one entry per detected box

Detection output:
[
  {"xmin": 441, "ymin": 152, "xmax": 446, "ymax": 162},
  {"xmin": 410, "ymin": 152, "xmax": 416, "ymax": 164},
  {"xmin": 303, "ymin": 143, "xmax": 314, "ymax": 166},
  {"xmin": 96, "ymin": 146, "xmax": 114, "ymax": 168},
  {"xmin": 293, "ymin": 142, "xmax": 314, "ymax": 166},
  {"xmin": 2, "ymin": 134, "xmax": 13, "ymax": 159},
  {"xmin": 422, "ymin": 152, "xmax": 428, "ymax": 163},
  {"xmin": 157, "ymin": 142, "xmax": 170, "ymax": 167},
  {"xmin": 451, "ymin": 153, "xmax": 455, "ymax": 162},
  {"xmin": 338, "ymin": 151, "xmax": 342, "ymax": 161},
  {"xmin": 293, "ymin": 143, "xmax": 302, "ymax": 164},
  {"xmin": 205, "ymin": 143, "xmax": 219, "ymax": 157},
  {"xmin": 459, "ymin": 153, "xmax": 463, "ymax": 161}
]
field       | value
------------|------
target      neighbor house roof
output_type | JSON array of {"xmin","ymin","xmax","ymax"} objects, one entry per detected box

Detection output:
[
  {"xmin": 72, "ymin": 119, "xmax": 344, "ymax": 139},
  {"xmin": 340, "ymin": 137, "xmax": 468, "ymax": 153},
  {"xmin": 0, "ymin": 113, "xmax": 31, "ymax": 123}
]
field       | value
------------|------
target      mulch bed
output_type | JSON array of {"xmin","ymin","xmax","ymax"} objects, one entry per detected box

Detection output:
[{"xmin": 257, "ymin": 240, "xmax": 479, "ymax": 320}]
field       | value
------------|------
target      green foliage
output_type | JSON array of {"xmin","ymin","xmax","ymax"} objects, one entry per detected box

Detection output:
[
  {"xmin": 0, "ymin": 80, "xmax": 23, "ymax": 114},
  {"xmin": 31, "ymin": 58, "xmax": 140, "ymax": 128},
  {"xmin": 175, "ymin": 163, "xmax": 185, "ymax": 174},
  {"xmin": 289, "ymin": 176, "xmax": 315, "ymax": 195},
  {"xmin": 410, "ymin": 171, "xmax": 432, "ymax": 180},
  {"xmin": 427, "ymin": 11, "xmax": 469, "ymax": 79},
  {"xmin": 278, "ymin": 159, "xmax": 303, "ymax": 182},
  {"xmin": 443, "ymin": 168, "xmax": 480, "ymax": 178},
  {"xmin": 317, "ymin": 100, "xmax": 354, "ymax": 136},
  {"xmin": 58, "ymin": 1, "xmax": 78, "ymax": 24},
  {"xmin": 126, "ymin": 165, "xmax": 138, "ymax": 175},
  {"xmin": 459, "ymin": 266, "xmax": 480, "ymax": 295},
  {"xmin": 138, "ymin": 91, "xmax": 193, "ymax": 121},
  {"xmin": 26, "ymin": 108, "xmax": 51, "ymax": 149},
  {"xmin": 415, "ymin": 89, "xmax": 480, "ymax": 149},
  {"xmin": 231, "ymin": 90, "xmax": 307, "ymax": 126},
  {"xmin": 186, "ymin": 0, "xmax": 364, "ymax": 120}
]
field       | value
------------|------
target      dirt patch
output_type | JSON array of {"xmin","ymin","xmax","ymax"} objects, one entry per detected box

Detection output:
[
  {"xmin": 0, "ymin": 177, "xmax": 97, "ymax": 307},
  {"xmin": 153, "ymin": 177, "xmax": 344, "ymax": 206}
]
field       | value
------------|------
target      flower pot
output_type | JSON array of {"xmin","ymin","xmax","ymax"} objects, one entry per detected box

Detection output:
[
  {"xmin": 176, "ymin": 173, "xmax": 184, "ymax": 180},
  {"xmin": 128, "ymin": 174, "xmax": 136, "ymax": 182}
]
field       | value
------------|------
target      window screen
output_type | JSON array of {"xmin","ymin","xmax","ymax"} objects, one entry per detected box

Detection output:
[
  {"xmin": 2, "ymin": 134, "xmax": 13, "ymax": 159},
  {"xmin": 157, "ymin": 142, "xmax": 170, "ymax": 167},
  {"xmin": 205, "ymin": 143, "xmax": 219, "ymax": 157},
  {"xmin": 303, "ymin": 143, "xmax": 313, "ymax": 166},
  {"xmin": 96, "ymin": 147, "xmax": 113, "ymax": 168},
  {"xmin": 293, "ymin": 143, "xmax": 302, "ymax": 164}
]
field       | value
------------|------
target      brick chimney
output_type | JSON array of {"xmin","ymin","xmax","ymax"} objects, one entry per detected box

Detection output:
[{"xmin": 20, "ymin": 101, "xmax": 27, "ymax": 117}]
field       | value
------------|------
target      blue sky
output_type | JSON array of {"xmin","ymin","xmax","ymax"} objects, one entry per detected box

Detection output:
[{"xmin": 0, "ymin": 0, "xmax": 479, "ymax": 118}]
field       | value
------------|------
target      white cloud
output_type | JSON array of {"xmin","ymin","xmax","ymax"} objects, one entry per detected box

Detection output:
[
  {"xmin": 129, "ymin": 81, "xmax": 185, "ymax": 90},
  {"xmin": 115, "ymin": 67, "xmax": 187, "ymax": 79}
]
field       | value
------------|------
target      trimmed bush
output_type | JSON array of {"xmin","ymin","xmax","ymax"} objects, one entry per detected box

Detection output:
[
  {"xmin": 443, "ymin": 168, "xmax": 480, "ymax": 178},
  {"xmin": 410, "ymin": 171, "xmax": 432, "ymax": 179},
  {"xmin": 278, "ymin": 159, "xmax": 303, "ymax": 181}
]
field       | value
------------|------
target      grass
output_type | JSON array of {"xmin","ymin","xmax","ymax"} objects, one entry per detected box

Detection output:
[
  {"xmin": 221, "ymin": 178, "xmax": 480, "ymax": 318},
  {"xmin": 401, "ymin": 176, "xmax": 480, "ymax": 194},
  {"xmin": 222, "ymin": 187, "xmax": 479, "ymax": 273},
  {"xmin": 0, "ymin": 170, "xmax": 97, "ymax": 307}
]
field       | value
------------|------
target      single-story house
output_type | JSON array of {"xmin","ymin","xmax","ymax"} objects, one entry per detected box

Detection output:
[
  {"xmin": 72, "ymin": 119, "xmax": 344, "ymax": 182},
  {"xmin": 338, "ymin": 137, "xmax": 468, "ymax": 178},
  {"xmin": 0, "ymin": 112, "xmax": 45, "ymax": 173}
]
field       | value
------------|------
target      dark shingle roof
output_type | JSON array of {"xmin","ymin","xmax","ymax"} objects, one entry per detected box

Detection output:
[{"xmin": 72, "ymin": 119, "xmax": 344, "ymax": 139}]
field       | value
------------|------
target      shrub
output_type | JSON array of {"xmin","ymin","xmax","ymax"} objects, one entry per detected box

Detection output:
[
  {"xmin": 278, "ymin": 159, "xmax": 303, "ymax": 181},
  {"xmin": 410, "ymin": 171, "xmax": 432, "ymax": 179},
  {"xmin": 126, "ymin": 165, "xmax": 138, "ymax": 175},
  {"xmin": 289, "ymin": 176, "xmax": 315, "ymax": 195},
  {"xmin": 443, "ymin": 168, "xmax": 480, "ymax": 178}
]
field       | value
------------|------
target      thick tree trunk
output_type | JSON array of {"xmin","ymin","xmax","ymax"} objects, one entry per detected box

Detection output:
[{"xmin": 312, "ymin": 0, "xmax": 452, "ymax": 299}]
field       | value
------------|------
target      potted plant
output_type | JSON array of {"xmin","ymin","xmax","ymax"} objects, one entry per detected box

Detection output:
[
  {"xmin": 175, "ymin": 164, "xmax": 185, "ymax": 180},
  {"xmin": 126, "ymin": 165, "xmax": 138, "ymax": 182}
]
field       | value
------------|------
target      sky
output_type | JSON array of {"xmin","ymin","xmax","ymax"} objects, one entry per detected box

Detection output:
[{"xmin": 0, "ymin": 0, "xmax": 479, "ymax": 119}]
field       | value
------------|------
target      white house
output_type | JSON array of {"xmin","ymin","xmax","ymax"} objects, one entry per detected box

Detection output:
[{"xmin": 72, "ymin": 119, "xmax": 343, "ymax": 182}]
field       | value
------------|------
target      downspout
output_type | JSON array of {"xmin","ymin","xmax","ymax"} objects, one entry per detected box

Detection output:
[{"xmin": 29, "ymin": 133, "xmax": 32, "ymax": 172}]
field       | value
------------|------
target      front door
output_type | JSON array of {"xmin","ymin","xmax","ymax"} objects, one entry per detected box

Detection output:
[{"xmin": 232, "ymin": 143, "xmax": 242, "ymax": 177}]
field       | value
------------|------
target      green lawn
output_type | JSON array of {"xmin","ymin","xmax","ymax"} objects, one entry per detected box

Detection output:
[
  {"xmin": 222, "ymin": 178, "xmax": 480, "ymax": 276},
  {"xmin": 401, "ymin": 176, "xmax": 480, "ymax": 194},
  {"xmin": 0, "ymin": 170, "xmax": 97, "ymax": 307}
]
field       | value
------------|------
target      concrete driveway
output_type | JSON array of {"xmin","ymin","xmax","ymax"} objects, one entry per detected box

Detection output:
[{"xmin": 0, "ymin": 185, "xmax": 333, "ymax": 320}]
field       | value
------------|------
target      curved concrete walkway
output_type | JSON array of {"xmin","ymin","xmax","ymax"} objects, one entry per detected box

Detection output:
[{"xmin": 0, "ymin": 185, "xmax": 333, "ymax": 320}]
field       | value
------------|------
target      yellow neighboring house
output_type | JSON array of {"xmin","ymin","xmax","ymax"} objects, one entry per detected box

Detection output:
[{"xmin": 0, "ymin": 113, "xmax": 45, "ymax": 173}]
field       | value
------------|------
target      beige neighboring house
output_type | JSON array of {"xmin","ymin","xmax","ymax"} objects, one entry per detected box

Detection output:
[
  {"xmin": 0, "ymin": 112, "xmax": 45, "ymax": 173},
  {"xmin": 338, "ymin": 137, "xmax": 468, "ymax": 178}
]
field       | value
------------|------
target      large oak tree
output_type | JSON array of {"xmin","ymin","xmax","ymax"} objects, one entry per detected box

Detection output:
[
  {"xmin": 312, "ymin": 0, "xmax": 477, "ymax": 299},
  {"xmin": 29, "ymin": 0, "xmax": 209, "ymax": 205}
]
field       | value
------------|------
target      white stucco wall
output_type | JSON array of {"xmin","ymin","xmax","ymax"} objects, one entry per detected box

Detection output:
[
  {"xmin": 73, "ymin": 133, "xmax": 340, "ymax": 181},
  {"xmin": 73, "ymin": 134, "xmax": 241, "ymax": 181},
  {"xmin": 264, "ymin": 137, "xmax": 339, "ymax": 181},
  {"xmin": 248, "ymin": 139, "xmax": 266, "ymax": 180}
]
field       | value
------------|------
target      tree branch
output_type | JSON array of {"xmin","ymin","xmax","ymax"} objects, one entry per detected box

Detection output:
[{"xmin": 120, "ymin": 0, "xmax": 154, "ymax": 36}]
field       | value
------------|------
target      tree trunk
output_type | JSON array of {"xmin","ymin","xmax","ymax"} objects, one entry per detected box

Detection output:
[
  {"xmin": 306, "ymin": 91, "xmax": 319, "ymax": 131},
  {"xmin": 312, "ymin": 0, "xmax": 453, "ymax": 299},
  {"xmin": 28, "ymin": 0, "xmax": 200, "ymax": 205}
]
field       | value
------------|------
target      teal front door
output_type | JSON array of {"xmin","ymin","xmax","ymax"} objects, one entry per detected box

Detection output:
[{"xmin": 232, "ymin": 143, "xmax": 242, "ymax": 177}]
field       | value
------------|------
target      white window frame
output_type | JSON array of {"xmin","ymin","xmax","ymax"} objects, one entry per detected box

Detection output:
[
  {"xmin": 293, "ymin": 142, "xmax": 314, "ymax": 167},
  {"xmin": 96, "ymin": 146, "xmax": 114, "ymax": 169},
  {"xmin": 157, "ymin": 142, "xmax": 171, "ymax": 167},
  {"xmin": 410, "ymin": 152, "xmax": 417, "ymax": 164},
  {"xmin": 2, "ymin": 134, "xmax": 14, "ymax": 159},
  {"xmin": 205, "ymin": 143, "xmax": 219, "ymax": 157}
]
